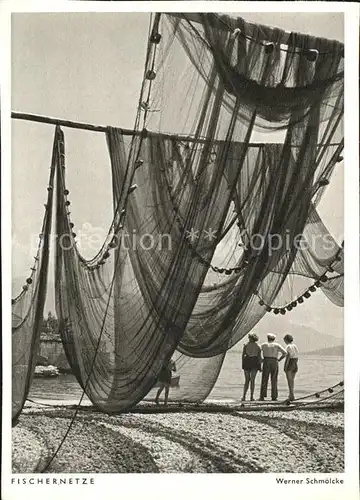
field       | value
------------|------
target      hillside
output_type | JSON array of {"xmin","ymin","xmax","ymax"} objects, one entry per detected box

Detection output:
[
  {"xmin": 305, "ymin": 344, "xmax": 344, "ymax": 356},
  {"xmin": 231, "ymin": 313, "xmax": 343, "ymax": 354}
]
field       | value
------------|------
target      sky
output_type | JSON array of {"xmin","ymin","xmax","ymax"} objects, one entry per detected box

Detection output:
[{"xmin": 11, "ymin": 12, "xmax": 344, "ymax": 339}]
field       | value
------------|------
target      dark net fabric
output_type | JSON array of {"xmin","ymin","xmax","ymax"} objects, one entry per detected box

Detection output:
[
  {"xmin": 163, "ymin": 13, "xmax": 343, "ymax": 130},
  {"xmin": 54, "ymin": 131, "xmax": 343, "ymax": 410},
  {"xmin": 12, "ymin": 128, "xmax": 58, "ymax": 424},
  {"xmin": 54, "ymin": 13, "xmax": 343, "ymax": 411},
  {"xmin": 13, "ymin": 13, "xmax": 343, "ymax": 414}
]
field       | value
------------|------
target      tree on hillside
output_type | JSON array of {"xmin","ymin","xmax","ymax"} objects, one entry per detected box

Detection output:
[{"xmin": 42, "ymin": 311, "xmax": 59, "ymax": 336}]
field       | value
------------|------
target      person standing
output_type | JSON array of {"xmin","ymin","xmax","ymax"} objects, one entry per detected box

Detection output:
[
  {"xmin": 259, "ymin": 334, "xmax": 287, "ymax": 401},
  {"xmin": 241, "ymin": 333, "xmax": 262, "ymax": 401},
  {"xmin": 283, "ymin": 334, "xmax": 299, "ymax": 401},
  {"xmin": 155, "ymin": 359, "xmax": 176, "ymax": 406}
]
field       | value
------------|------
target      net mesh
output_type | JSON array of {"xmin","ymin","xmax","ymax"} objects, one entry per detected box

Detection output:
[{"xmin": 12, "ymin": 128, "xmax": 58, "ymax": 424}]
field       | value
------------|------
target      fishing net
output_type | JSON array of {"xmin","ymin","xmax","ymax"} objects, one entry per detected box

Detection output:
[
  {"xmin": 11, "ymin": 128, "xmax": 58, "ymax": 424},
  {"xmin": 13, "ymin": 13, "xmax": 344, "ymax": 414}
]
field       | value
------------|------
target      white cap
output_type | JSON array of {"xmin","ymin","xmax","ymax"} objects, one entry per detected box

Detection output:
[{"xmin": 267, "ymin": 333, "xmax": 276, "ymax": 340}]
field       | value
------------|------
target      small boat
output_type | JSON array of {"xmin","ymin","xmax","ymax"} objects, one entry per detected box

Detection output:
[{"xmin": 34, "ymin": 365, "xmax": 60, "ymax": 378}]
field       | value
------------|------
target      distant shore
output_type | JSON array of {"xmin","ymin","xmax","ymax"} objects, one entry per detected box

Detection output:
[{"xmin": 13, "ymin": 406, "xmax": 344, "ymax": 473}]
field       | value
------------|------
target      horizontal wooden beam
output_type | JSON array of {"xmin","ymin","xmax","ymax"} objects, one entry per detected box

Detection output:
[
  {"xmin": 11, "ymin": 111, "xmax": 342, "ymax": 150},
  {"xmin": 11, "ymin": 111, "xmax": 109, "ymax": 134}
]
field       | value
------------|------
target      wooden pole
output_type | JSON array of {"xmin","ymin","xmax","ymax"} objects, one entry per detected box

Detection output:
[
  {"xmin": 11, "ymin": 111, "xmax": 109, "ymax": 133},
  {"xmin": 11, "ymin": 112, "xmax": 341, "ymax": 149}
]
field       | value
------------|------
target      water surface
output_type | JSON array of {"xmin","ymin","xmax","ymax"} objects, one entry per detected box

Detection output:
[{"xmin": 29, "ymin": 353, "xmax": 343, "ymax": 403}]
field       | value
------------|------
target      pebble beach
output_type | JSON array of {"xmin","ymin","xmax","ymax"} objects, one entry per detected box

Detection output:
[{"xmin": 12, "ymin": 406, "xmax": 344, "ymax": 474}]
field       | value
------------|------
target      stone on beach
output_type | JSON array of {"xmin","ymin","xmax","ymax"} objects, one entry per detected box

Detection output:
[{"xmin": 12, "ymin": 407, "xmax": 344, "ymax": 474}]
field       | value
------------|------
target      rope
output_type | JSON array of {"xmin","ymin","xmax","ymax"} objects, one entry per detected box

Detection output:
[
  {"xmin": 170, "ymin": 13, "xmax": 344, "ymax": 56},
  {"xmin": 211, "ymin": 13, "xmax": 344, "ymax": 56},
  {"xmin": 26, "ymin": 380, "xmax": 343, "ymax": 410},
  {"xmin": 257, "ymin": 243, "xmax": 343, "ymax": 314}
]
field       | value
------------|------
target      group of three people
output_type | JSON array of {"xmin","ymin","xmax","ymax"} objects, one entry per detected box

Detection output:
[{"xmin": 242, "ymin": 333, "xmax": 299, "ymax": 402}]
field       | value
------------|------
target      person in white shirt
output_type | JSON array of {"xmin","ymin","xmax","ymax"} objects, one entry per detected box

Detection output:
[
  {"xmin": 283, "ymin": 334, "xmax": 299, "ymax": 401},
  {"xmin": 259, "ymin": 334, "xmax": 287, "ymax": 401}
]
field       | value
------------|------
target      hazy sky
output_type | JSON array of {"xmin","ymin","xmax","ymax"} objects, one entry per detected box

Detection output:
[{"xmin": 11, "ymin": 12, "xmax": 344, "ymax": 338}]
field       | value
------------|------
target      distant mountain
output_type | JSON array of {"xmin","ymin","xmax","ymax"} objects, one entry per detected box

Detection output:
[
  {"xmin": 231, "ymin": 313, "xmax": 342, "ymax": 354},
  {"xmin": 305, "ymin": 344, "xmax": 344, "ymax": 356}
]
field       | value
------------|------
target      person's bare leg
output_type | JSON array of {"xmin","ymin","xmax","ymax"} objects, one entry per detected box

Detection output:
[
  {"xmin": 288, "ymin": 372, "xmax": 295, "ymax": 400},
  {"xmin": 155, "ymin": 385, "xmax": 164, "ymax": 405},
  {"xmin": 242, "ymin": 371, "xmax": 250, "ymax": 400},
  {"xmin": 285, "ymin": 372, "xmax": 291, "ymax": 400},
  {"xmin": 164, "ymin": 386, "xmax": 170, "ymax": 406},
  {"xmin": 285, "ymin": 372, "xmax": 295, "ymax": 400},
  {"xmin": 250, "ymin": 370, "xmax": 257, "ymax": 400}
]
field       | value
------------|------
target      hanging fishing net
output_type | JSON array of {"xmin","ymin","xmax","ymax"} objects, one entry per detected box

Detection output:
[
  {"xmin": 12, "ymin": 128, "xmax": 58, "ymax": 424},
  {"xmin": 13, "ymin": 13, "xmax": 344, "ymax": 415}
]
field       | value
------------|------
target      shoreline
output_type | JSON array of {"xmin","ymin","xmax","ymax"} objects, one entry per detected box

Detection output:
[{"xmin": 13, "ymin": 406, "xmax": 344, "ymax": 474}]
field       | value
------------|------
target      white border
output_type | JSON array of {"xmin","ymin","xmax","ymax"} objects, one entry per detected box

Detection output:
[
  {"xmin": 344, "ymin": 3, "xmax": 360, "ymax": 493},
  {"xmin": 1, "ymin": 2, "xmax": 359, "ymax": 500},
  {"xmin": 1, "ymin": 0, "xmax": 13, "ymax": 497},
  {"xmin": 0, "ymin": 0, "xmax": 354, "ymax": 14}
]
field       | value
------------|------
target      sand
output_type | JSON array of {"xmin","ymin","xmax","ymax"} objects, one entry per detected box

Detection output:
[{"xmin": 12, "ymin": 406, "xmax": 344, "ymax": 474}]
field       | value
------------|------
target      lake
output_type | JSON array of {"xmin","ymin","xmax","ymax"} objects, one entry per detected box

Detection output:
[
  {"xmin": 211, "ymin": 352, "xmax": 343, "ymax": 401},
  {"xmin": 28, "ymin": 353, "xmax": 343, "ymax": 404}
]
